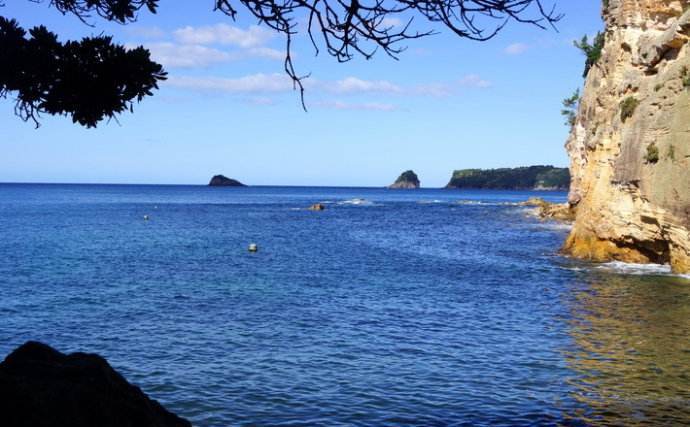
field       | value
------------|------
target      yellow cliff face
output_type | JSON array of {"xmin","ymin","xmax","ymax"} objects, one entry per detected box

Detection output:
[{"xmin": 564, "ymin": 0, "xmax": 690, "ymax": 273}]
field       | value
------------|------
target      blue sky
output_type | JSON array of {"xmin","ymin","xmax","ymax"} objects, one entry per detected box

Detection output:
[{"xmin": 0, "ymin": 1, "xmax": 603, "ymax": 187}]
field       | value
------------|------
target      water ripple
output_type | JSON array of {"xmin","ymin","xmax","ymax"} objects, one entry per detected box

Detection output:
[{"xmin": 0, "ymin": 185, "xmax": 688, "ymax": 426}]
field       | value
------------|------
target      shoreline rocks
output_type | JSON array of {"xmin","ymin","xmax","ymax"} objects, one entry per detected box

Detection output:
[
  {"xmin": 521, "ymin": 197, "xmax": 576, "ymax": 222},
  {"xmin": 209, "ymin": 175, "xmax": 246, "ymax": 187},
  {"xmin": 0, "ymin": 341, "xmax": 191, "ymax": 427}
]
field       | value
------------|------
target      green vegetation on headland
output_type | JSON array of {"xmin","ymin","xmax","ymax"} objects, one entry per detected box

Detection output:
[{"xmin": 446, "ymin": 166, "xmax": 570, "ymax": 190}]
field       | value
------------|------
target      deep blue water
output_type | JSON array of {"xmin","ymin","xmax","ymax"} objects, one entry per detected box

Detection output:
[{"xmin": 1, "ymin": 184, "xmax": 689, "ymax": 426}]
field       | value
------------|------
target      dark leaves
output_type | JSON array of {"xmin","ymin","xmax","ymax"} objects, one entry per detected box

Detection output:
[
  {"xmin": 0, "ymin": 16, "xmax": 166, "ymax": 127},
  {"xmin": 48, "ymin": 0, "xmax": 159, "ymax": 23}
]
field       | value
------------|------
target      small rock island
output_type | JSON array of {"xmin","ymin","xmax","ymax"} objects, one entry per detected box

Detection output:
[
  {"xmin": 208, "ymin": 175, "xmax": 246, "ymax": 187},
  {"xmin": 389, "ymin": 170, "xmax": 420, "ymax": 189}
]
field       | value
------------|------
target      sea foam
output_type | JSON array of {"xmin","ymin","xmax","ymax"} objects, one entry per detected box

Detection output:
[{"xmin": 594, "ymin": 261, "xmax": 690, "ymax": 279}]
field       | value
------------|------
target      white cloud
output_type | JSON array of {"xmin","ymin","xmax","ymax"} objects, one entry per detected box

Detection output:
[
  {"xmin": 504, "ymin": 42, "xmax": 529, "ymax": 55},
  {"xmin": 380, "ymin": 18, "xmax": 403, "ymax": 28},
  {"xmin": 166, "ymin": 74, "xmax": 295, "ymax": 93},
  {"xmin": 139, "ymin": 43, "xmax": 284, "ymax": 68},
  {"xmin": 247, "ymin": 47, "xmax": 285, "ymax": 60},
  {"xmin": 458, "ymin": 74, "xmax": 492, "ymax": 88},
  {"xmin": 330, "ymin": 77, "xmax": 402, "ymax": 94},
  {"xmin": 143, "ymin": 42, "xmax": 236, "ymax": 68},
  {"xmin": 174, "ymin": 24, "xmax": 273, "ymax": 48},
  {"xmin": 316, "ymin": 100, "xmax": 397, "ymax": 111},
  {"xmin": 164, "ymin": 73, "xmax": 490, "ymax": 99},
  {"xmin": 132, "ymin": 24, "xmax": 284, "ymax": 69}
]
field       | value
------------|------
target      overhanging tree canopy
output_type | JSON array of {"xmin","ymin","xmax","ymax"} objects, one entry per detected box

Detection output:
[{"xmin": 0, "ymin": 0, "xmax": 561, "ymax": 127}]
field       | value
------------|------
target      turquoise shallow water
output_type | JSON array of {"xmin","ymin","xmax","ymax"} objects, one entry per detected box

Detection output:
[{"xmin": 1, "ymin": 184, "xmax": 689, "ymax": 426}]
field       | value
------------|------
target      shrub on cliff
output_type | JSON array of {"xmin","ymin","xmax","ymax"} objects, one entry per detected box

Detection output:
[
  {"xmin": 645, "ymin": 143, "xmax": 660, "ymax": 164},
  {"xmin": 561, "ymin": 89, "xmax": 580, "ymax": 127},
  {"xmin": 620, "ymin": 97, "xmax": 640, "ymax": 122},
  {"xmin": 574, "ymin": 32, "xmax": 605, "ymax": 77},
  {"xmin": 681, "ymin": 66, "xmax": 690, "ymax": 88}
]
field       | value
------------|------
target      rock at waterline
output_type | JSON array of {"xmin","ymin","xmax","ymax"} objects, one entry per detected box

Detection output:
[
  {"xmin": 208, "ymin": 174, "xmax": 246, "ymax": 187},
  {"xmin": 521, "ymin": 197, "xmax": 576, "ymax": 222},
  {"xmin": 388, "ymin": 170, "xmax": 420, "ymax": 189},
  {"xmin": 0, "ymin": 341, "xmax": 191, "ymax": 427}
]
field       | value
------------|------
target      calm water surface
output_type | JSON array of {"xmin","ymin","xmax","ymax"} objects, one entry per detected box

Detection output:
[{"xmin": 1, "ymin": 184, "xmax": 689, "ymax": 426}]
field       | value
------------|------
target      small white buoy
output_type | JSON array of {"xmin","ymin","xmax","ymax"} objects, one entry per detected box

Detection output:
[
  {"xmin": 143, "ymin": 215, "xmax": 150, "ymax": 221},
  {"xmin": 248, "ymin": 243, "xmax": 258, "ymax": 252}
]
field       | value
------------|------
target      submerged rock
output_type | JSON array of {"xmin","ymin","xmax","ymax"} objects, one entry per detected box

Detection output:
[
  {"xmin": 208, "ymin": 174, "xmax": 246, "ymax": 187},
  {"xmin": 389, "ymin": 170, "xmax": 420, "ymax": 189},
  {"xmin": 0, "ymin": 341, "xmax": 191, "ymax": 427}
]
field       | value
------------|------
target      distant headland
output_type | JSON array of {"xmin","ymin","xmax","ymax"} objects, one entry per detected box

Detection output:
[
  {"xmin": 208, "ymin": 175, "xmax": 246, "ymax": 187},
  {"xmin": 445, "ymin": 166, "xmax": 569, "ymax": 190},
  {"xmin": 388, "ymin": 170, "xmax": 420, "ymax": 189}
]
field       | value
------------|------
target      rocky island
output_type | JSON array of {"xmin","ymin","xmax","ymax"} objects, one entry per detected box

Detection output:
[
  {"xmin": 564, "ymin": 0, "xmax": 690, "ymax": 273},
  {"xmin": 446, "ymin": 166, "xmax": 570, "ymax": 190},
  {"xmin": 388, "ymin": 170, "xmax": 421, "ymax": 189},
  {"xmin": 208, "ymin": 175, "xmax": 246, "ymax": 187}
]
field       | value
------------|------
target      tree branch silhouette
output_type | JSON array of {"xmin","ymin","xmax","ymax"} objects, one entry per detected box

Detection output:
[{"xmin": 1, "ymin": 0, "xmax": 561, "ymax": 126}]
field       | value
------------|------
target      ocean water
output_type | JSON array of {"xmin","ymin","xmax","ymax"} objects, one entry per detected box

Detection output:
[{"xmin": 1, "ymin": 184, "xmax": 689, "ymax": 426}]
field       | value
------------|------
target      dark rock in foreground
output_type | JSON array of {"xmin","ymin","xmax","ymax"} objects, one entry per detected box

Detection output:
[
  {"xmin": 209, "ymin": 174, "xmax": 246, "ymax": 187},
  {"xmin": 0, "ymin": 341, "xmax": 191, "ymax": 427},
  {"xmin": 389, "ymin": 170, "xmax": 420, "ymax": 189},
  {"xmin": 446, "ymin": 166, "xmax": 569, "ymax": 190}
]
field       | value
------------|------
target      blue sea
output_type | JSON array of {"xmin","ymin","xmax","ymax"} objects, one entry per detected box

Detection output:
[{"xmin": 1, "ymin": 184, "xmax": 689, "ymax": 426}]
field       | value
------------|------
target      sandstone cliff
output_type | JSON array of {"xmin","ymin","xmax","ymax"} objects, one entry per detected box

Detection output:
[{"xmin": 564, "ymin": 0, "xmax": 690, "ymax": 273}]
